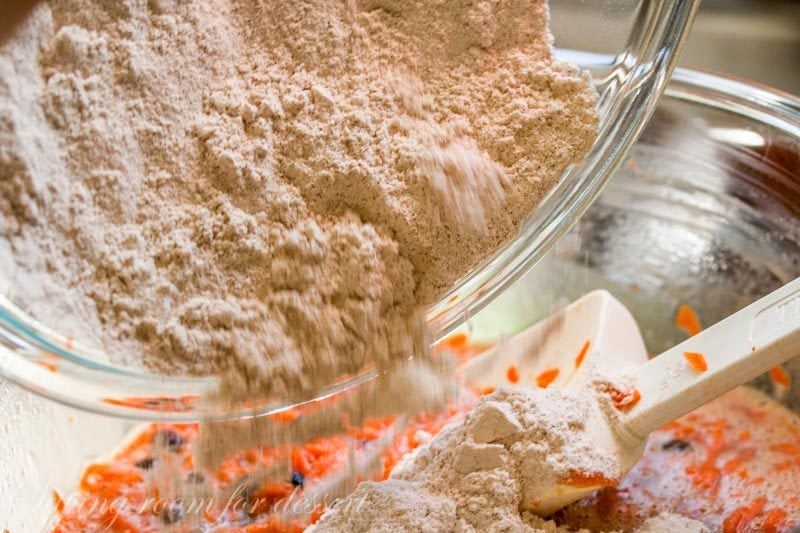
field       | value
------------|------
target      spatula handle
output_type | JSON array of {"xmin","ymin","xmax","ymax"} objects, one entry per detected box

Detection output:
[{"xmin": 624, "ymin": 277, "xmax": 800, "ymax": 438}]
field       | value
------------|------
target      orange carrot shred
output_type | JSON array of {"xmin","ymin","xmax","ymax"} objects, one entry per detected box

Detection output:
[
  {"xmin": 624, "ymin": 388, "xmax": 641, "ymax": 409},
  {"xmin": 723, "ymin": 497, "xmax": 767, "ymax": 533},
  {"xmin": 684, "ymin": 352, "xmax": 708, "ymax": 373},
  {"xmin": 273, "ymin": 409, "xmax": 301, "ymax": 424},
  {"xmin": 35, "ymin": 360, "xmax": 59, "ymax": 372},
  {"xmin": 52, "ymin": 490, "xmax": 65, "ymax": 514},
  {"xmin": 676, "ymin": 304, "xmax": 702, "ymax": 336},
  {"xmin": 763, "ymin": 509, "xmax": 788, "ymax": 533},
  {"xmin": 773, "ymin": 460, "xmax": 793, "ymax": 472},
  {"xmin": 563, "ymin": 470, "xmax": 618, "ymax": 488},
  {"xmin": 574, "ymin": 340, "xmax": 591, "ymax": 368},
  {"xmin": 507, "ymin": 365, "xmax": 520, "ymax": 384},
  {"xmin": 536, "ymin": 368, "xmax": 559, "ymax": 388},
  {"xmin": 443, "ymin": 332, "xmax": 469, "ymax": 350},
  {"xmin": 604, "ymin": 384, "xmax": 642, "ymax": 411},
  {"xmin": 770, "ymin": 443, "xmax": 800, "ymax": 456},
  {"xmin": 770, "ymin": 365, "xmax": 791, "ymax": 388}
]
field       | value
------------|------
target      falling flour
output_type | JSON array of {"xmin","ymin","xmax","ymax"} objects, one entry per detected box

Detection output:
[{"xmin": 0, "ymin": 0, "xmax": 598, "ymax": 401}]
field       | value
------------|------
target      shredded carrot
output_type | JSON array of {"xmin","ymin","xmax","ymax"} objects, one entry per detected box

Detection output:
[
  {"xmin": 80, "ymin": 464, "xmax": 143, "ymax": 493},
  {"xmin": 99, "ymin": 507, "xmax": 140, "ymax": 533},
  {"xmin": 563, "ymin": 470, "xmax": 618, "ymax": 488},
  {"xmin": 273, "ymin": 409, "xmax": 302, "ymax": 424},
  {"xmin": 309, "ymin": 504, "xmax": 326, "ymax": 524},
  {"xmin": 770, "ymin": 365, "xmax": 791, "ymax": 388},
  {"xmin": 443, "ymin": 332, "xmax": 469, "ymax": 350},
  {"xmin": 507, "ymin": 365, "xmax": 520, "ymax": 384},
  {"xmin": 291, "ymin": 447, "xmax": 313, "ymax": 475},
  {"xmin": 478, "ymin": 386, "xmax": 496, "ymax": 395},
  {"xmin": 662, "ymin": 420, "xmax": 695, "ymax": 439},
  {"xmin": 762, "ymin": 509, "xmax": 788, "ymax": 533},
  {"xmin": 603, "ymin": 384, "xmax": 642, "ymax": 411},
  {"xmin": 535, "ymin": 368, "xmax": 559, "ymax": 388},
  {"xmin": 770, "ymin": 443, "xmax": 800, "ymax": 456},
  {"xmin": 675, "ymin": 304, "xmax": 702, "ymax": 336},
  {"xmin": 102, "ymin": 395, "xmax": 199, "ymax": 412},
  {"xmin": 722, "ymin": 449, "xmax": 754, "ymax": 474},
  {"xmin": 733, "ymin": 404, "xmax": 767, "ymax": 421},
  {"xmin": 35, "ymin": 359, "xmax": 59, "ymax": 372},
  {"xmin": 574, "ymin": 340, "xmax": 590, "ymax": 368},
  {"xmin": 684, "ymin": 352, "xmax": 708, "ymax": 373},
  {"xmin": 685, "ymin": 420, "xmax": 725, "ymax": 493},
  {"xmin": 723, "ymin": 497, "xmax": 766, "ymax": 533},
  {"xmin": 52, "ymin": 490, "xmax": 65, "ymax": 515},
  {"xmin": 625, "ymin": 388, "xmax": 642, "ymax": 409}
]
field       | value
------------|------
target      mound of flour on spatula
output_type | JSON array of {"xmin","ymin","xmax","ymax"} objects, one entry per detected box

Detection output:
[
  {"xmin": 309, "ymin": 385, "xmax": 710, "ymax": 533},
  {"xmin": 0, "ymin": 0, "xmax": 597, "ymax": 401},
  {"xmin": 310, "ymin": 385, "xmax": 618, "ymax": 532}
]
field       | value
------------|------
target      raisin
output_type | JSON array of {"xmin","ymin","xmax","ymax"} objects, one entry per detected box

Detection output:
[
  {"xmin": 155, "ymin": 430, "xmax": 184, "ymax": 451},
  {"xmin": 135, "ymin": 457, "xmax": 155, "ymax": 470},
  {"xmin": 186, "ymin": 471, "xmax": 205, "ymax": 483},
  {"xmin": 162, "ymin": 502, "xmax": 184, "ymax": 525},
  {"xmin": 661, "ymin": 438, "xmax": 691, "ymax": 451},
  {"xmin": 290, "ymin": 470, "xmax": 305, "ymax": 488}
]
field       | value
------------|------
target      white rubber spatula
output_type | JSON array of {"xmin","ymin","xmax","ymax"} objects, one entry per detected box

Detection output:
[
  {"xmin": 460, "ymin": 277, "xmax": 800, "ymax": 516},
  {"xmin": 461, "ymin": 289, "xmax": 650, "ymax": 391}
]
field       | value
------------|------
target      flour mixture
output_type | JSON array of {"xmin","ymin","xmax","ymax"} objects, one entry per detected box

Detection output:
[
  {"xmin": 0, "ymin": 0, "xmax": 598, "ymax": 401},
  {"xmin": 308, "ymin": 384, "xmax": 711, "ymax": 533},
  {"xmin": 309, "ymin": 385, "xmax": 620, "ymax": 532}
]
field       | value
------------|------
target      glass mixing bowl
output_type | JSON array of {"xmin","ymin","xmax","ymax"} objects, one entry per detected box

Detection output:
[
  {"xmin": 3, "ymin": 70, "xmax": 799, "ymax": 531},
  {"xmin": 0, "ymin": 1, "xmax": 698, "ymax": 421},
  {"xmin": 471, "ymin": 68, "xmax": 800, "ymax": 398}
]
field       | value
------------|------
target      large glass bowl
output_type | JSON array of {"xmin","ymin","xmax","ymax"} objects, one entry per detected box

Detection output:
[
  {"xmin": 0, "ymin": 1, "xmax": 698, "ymax": 421},
  {"xmin": 4, "ymin": 68, "xmax": 799, "ymax": 533}
]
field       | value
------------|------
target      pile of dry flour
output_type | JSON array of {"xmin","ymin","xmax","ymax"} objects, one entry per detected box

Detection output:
[
  {"xmin": 636, "ymin": 513, "xmax": 710, "ymax": 533},
  {"xmin": 309, "ymin": 385, "xmax": 710, "ymax": 533},
  {"xmin": 310, "ymin": 385, "xmax": 619, "ymax": 532},
  {"xmin": 0, "ymin": 0, "xmax": 597, "ymax": 401}
]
